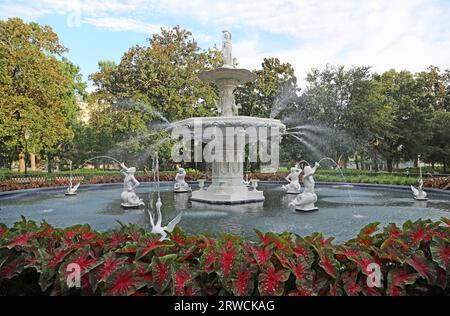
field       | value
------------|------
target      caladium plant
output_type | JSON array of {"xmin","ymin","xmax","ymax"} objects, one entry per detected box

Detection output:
[{"xmin": 0, "ymin": 217, "xmax": 448, "ymax": 296}]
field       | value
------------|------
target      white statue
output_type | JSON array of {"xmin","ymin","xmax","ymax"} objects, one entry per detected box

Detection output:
[
  {"xmin": 289, "ymin": 162, "xmax": 320, "ymax": 212},
  {"xmin": 411, "ymin": 178, "xmax": 428, "ymax": 201},
  {"xmin": 120, "ymin": 162, "xmax": 144, "ymax": 208},
  {"xmin": 243, "ymin": 174, "xmax": 251, "ymax": 187},
  {"xmin": 65, "ymin": 178, "xmax": 80, "ymax": 196},
  {"xmin": 174, "ymin": 166, "xmax": 191, "ymax": 193},
  {"xmin": 148, "ymin": 196, "xmax": 183, "ymax": 241},
  {"xmin": 282, "ymin": 165, "xmax": 302, "ymax": 194},
  {"xmin": 222, "ymin": 30, "xmax": 234, "ymax": 68}
]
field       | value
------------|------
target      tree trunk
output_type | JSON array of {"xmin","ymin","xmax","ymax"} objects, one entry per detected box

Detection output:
[
  {"xmin": 30, "ymin": 153, "xmax": 36, "ymax": 171},
  {"xmin": 444, "ymin": 158, "xmax": 447, "ymax": 174},
  {"xmin": 47, "ymin": 154, "xmax": 53, "ymax": 173},
  {"xmin": 386, "ymin": 158, "xmax": 393, "ymax": 173},
  {"xmin": 355, "ymin": 154, "xmax": 360, "ymax": 170},
  {"xmin": 18, "ymin": 151, "xmax": 25, "ymax": 173}
]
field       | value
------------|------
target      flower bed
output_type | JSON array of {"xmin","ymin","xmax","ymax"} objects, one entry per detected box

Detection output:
[
  {"xmin": 0, "ymin": 217, "xmax": 448, "ymax": 296},
  {"xmin": 1, "ymin": 172, "xmax": 449, "ymax": 192}
]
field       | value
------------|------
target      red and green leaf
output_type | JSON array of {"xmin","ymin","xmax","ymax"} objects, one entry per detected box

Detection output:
[
  {"xmin": 151, "ymin": 256, "xmax": 172, "ymax": 293},
  {"xmin": 430, "ymin": 237, "xmax": 450, "ymax": 271},
  {"xmin": 405, "ymin": 254, "xmax": 436, "ymax": 283},
  {"xmin": 257, "ymin": 263, "xmax": 290, "ymax": 296}
]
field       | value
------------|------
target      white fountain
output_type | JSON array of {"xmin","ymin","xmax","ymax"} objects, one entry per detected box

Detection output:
[
  {"xmin": 289, "ymin": 162, "xmax": 320, "ymax": 212},
  {"xmin": 120, "ymin": 162, "xmax": 145, "ymax": 208},
  {"xmin": 174, "ymin": 166, "xmax": 191, "ymax": 193},
  {"xmin": 282, "ymin": 164, "xmax": 302, "ymax": 194},
  {"xmin": 169, "ymin": 31, "xmax": 285, "ymax": 204}
]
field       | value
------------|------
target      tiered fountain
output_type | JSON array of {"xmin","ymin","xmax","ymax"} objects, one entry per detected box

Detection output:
[{"xmin": 169, "ymin": 31, "xmax": 285, "ymax": 204}]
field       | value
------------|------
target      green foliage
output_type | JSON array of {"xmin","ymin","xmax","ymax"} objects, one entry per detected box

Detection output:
[
  {"xmin": 0, "ymin": 218, "xmax": 448, "ymax": 295},
  {"xmin": 0, "ymin": 18, "xmax": 85, "ymax": 166}
]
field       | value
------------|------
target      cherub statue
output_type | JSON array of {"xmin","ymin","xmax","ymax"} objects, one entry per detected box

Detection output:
[
  {"xmin": 282, "ymin": 164, "xmax": 302, "ymax": 194},
  {"xmin": 174, "ymin": 166, "xmax": 191, "ymax": 193},
  {"xmin": 289, "ymin": 162, "xmax": 320, "ymax": 211},
  {"xmin": 120, "ymin": 162, "xmax": 144, "ymax": 208}
]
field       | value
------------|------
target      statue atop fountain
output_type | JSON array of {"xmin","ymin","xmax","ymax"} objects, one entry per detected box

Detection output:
[
  {"xmin": 411, "ymin": 178, "xmax": 428, "ymax": 201},
  {"xmin": 222, "ymin": 30, "xmax": 237, "ymax": 68},
  {"xmin": 289, "ymin": 162, "xmax": 320, "ymax": 212},
  {"xmin": 282, "ymin": 164, "xmax": 302, "ymax": 194},
  {"xmin": 174, "ymin": 166, "xmax": 191, "ymax": 193},
  {"xmin": 120, "ymin": 162, "xmax": 144, "ymax": 208}
]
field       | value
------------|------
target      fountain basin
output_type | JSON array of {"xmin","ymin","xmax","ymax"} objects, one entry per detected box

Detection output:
[{"xmin": 1, "ymin": 182, "xmax": 449, "ymax": 243}]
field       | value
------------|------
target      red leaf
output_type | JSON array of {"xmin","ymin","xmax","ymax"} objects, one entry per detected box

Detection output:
[
  {"xmin": 0, "ymin": 224, "xmax": 7, "ymax": 238},
  {"xmin": 199, "ymin": 246, "xmax": 216, "ymax": 273},
  {"xmin": 250, "ymin": 245, "xmax": 272, "ymax": 268},
  {"xmin": 172, "ymin": 264, "xmax": 191, "ymax": 295},
  {"xmin": 430, "ymin": 238, "xmax": 450, "ymax": 271},
  {"xmin": 215, "ymin": 245, "xmax": 237, "ymax": 279},
  {"xmin": 387, "ymin": 268, "xmax": 417, "ymax": 296},
  {"xmin": 136, "ymin": 235, "xmax": 168, "ymax": 259},
  {"xmin": 232, "ymin": 265, "xmax": 255, "ymax": 296},
  {"xmin": 359, "ymin": 222, "xmax": 380, "ymax": 236},
  {"xmin": 342, "ymin": 271, "xmax": 361, "ymax": 296},
  {"xmin": 6, "ymin": 232, "xmax": 34, "ymax": 249},
  {"xmin": 318, "ymin": 250, "xmax": 339, "ymax": 279},
  {"xmin": 151, "ymin": 256, "xmax": 171, "ymax": 293},
  {"xmin": 258, "ymin": 263, "xmax": 290, "ymax": 296},
  {"xmin": 0, "ymin": 256, "xmax": 25, "ymax": 279},
  {"xmin": 254, "ymin": 229, "xmax": 271, "ymax": 245},
  {"xmin": 405, "ymin": 254, "xmax": 436, "ymax": 283},
  {"xmin": 105, "ymin": 267, "xmax": 144, "ymax": 296},
  {"xmin": 96, "ymin": 254, "xmax": 128, "ymax": 283}
]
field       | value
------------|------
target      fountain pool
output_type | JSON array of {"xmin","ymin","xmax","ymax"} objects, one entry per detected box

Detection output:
[{"xmin": 1, "ymin": 182, "xmax": 449, "ymax": 243}]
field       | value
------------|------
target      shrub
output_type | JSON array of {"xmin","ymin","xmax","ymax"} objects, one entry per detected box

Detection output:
[{"xmin": 0, "ymin": 217, "xmax": 448, "ymax": 296}]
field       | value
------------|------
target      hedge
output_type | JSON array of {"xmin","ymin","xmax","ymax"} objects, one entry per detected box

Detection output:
[{"xmin": 0, "ymin": 217, "xmax": 448, "ymax": 296}]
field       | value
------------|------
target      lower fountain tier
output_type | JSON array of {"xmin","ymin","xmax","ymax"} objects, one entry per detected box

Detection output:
[
  {"xmin": 191, "ymin": 182, "xmax": 264, "ymax": 204},
  {"xmin": 192, "ymin": 160, "xmax": 264, "ymax": 204}
]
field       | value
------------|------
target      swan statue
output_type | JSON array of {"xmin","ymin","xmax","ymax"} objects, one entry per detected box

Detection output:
[
  {"xmin": 65, "ymin": 179, "xmax": 80, "ymax": 196},
  {"xmin": 411, "ymin": 179, "xmax": 428, "ymax": 201},
  {"xmin": 148, "ymin": 196, "xmax": 183, "ymax": 241}
]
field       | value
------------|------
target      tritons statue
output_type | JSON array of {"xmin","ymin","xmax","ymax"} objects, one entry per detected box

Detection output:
[
  {"xmin": 120, "ymin": 162, "xmax": 144, "ymax": 208},
  {"xmin": 282, "ymin": 164, "xmax": 302, "ymax": 194},
  {"xmin": 289, "ymin": 162, "xmax": 320, "ymax": 212},
  {"xmin": 174, "ymin": 166, "xmax": 191, "ymax": 193}
]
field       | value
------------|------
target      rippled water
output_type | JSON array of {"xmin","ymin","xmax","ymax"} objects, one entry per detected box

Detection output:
[{"xmin": 0, "ymin": 183, "xmax": 449, "ymax": 243}]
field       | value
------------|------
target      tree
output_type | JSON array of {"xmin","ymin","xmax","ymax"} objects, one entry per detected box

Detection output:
[
  {"xmin": 301, "ymin": 65, "xmax": 389, "ymax": 167},
  {"xmin": 235, "ymin": 57, "xmax": 299, "ymax": 118},
  {"xmin": 0, "ymin": 18, "xmax": 85, "ymax": 171},
  {"xmin": 426, "ymin": 111, "xmax": 450, "ymax": 172},
  {"xmin": 373, "ymin": 70, "xmax": 430, "ymax": 171},
  {"xmin": 86, "ymin": 26, "xmax": 222, "ymax": 168}
]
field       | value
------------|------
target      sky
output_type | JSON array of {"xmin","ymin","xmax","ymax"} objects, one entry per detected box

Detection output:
[{"xmin": 1, "ymin": 0, "xmax": 450, "ymax": 91}]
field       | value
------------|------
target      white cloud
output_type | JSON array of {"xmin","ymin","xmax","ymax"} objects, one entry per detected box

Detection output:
[
  {"xmin": 83, "ymin": 17, "xmax": 164, "ymax": 34},
  {"xmin": 2, "ymin": 0, "xmax": 449, "ymax": 84}
]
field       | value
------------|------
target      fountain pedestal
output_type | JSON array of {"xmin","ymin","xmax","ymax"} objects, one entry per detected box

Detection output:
[{"xmin": 191, "ymin": 161, "xmax": 264, "ymax": 204}]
